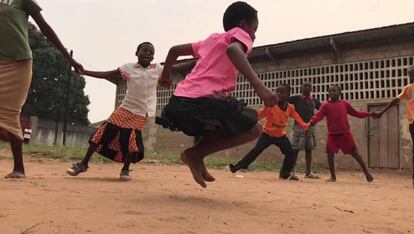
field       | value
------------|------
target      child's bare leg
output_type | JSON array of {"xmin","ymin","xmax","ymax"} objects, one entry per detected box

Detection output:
[
  {"xmin": 121, "ymin": 153, "xmax": 133, "ymax": 171},
  {"xmin": 305, "ymin": 149, "xmax": 313, "ymax": 175},
  {"xmin": 182, "ymin": 124, "xmax": 262, "ymax": 187},
  {"xmin": 326, "ymin": 153, "xmax": 336, "ymax": 182},
  {"xmin": 190, "ymin": 136, "xmax": 215, "ymax": 182},
  {"xmin": 195, "ymin": 124, "xmax": 261, "ymax": 157},
  {"xmin": 80, "ymin": 143, "xmax": 98, "ymax": 167},
  {"xmin": 0, "ymin": 129, "xmax": 10, "ymax": 142},
  {"xmin": 350, "ymin": 151, "xmax": 373, "ymax": 182},
  {"xmin": 5, "ymin": 133, "xmax": 25, "ymax": 178},
  {"xmin": 119, "ymin": 153, "xmax": 133, "ymax": 181}
]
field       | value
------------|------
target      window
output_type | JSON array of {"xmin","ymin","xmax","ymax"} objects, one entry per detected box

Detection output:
[{"xmin": 151, "ymin": 56, "xmax": 413, "ymax": 110}]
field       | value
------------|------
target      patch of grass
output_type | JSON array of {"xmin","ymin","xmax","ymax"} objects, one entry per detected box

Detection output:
[
  {"xmin": 0, "ymin": 143, "xmax": 316, "ymax": 173},
  {"xmin": 144, "ymin": 149, "xmax": 314, "ymax": 173},
  {"xmin": 0, "ymin": 142, "xmax": 110, "ymax": 163}
]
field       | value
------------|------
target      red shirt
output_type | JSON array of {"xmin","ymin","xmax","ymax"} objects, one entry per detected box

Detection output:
[{"xmin": 310, "ymin": 100, "xmax": 371, "ymax": 135}]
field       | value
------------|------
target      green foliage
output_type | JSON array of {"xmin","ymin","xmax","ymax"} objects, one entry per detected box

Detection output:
[{"xmin": 22, "ymin": 24, "xmax": 90, "ymax": 125}]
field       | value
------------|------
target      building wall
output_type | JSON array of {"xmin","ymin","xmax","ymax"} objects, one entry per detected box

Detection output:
[
  {"xmin": 129, "ymin": 40, "xmax": 414, "ymax": 170},
  {"xmin": 29, "ymin": 117, "xmax": 96, "ymax": 147}
]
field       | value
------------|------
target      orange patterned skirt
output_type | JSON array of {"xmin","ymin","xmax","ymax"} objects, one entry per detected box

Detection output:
[{"xmin": 90, "ymin": 107, "xmax": 147, "ymax": 163}]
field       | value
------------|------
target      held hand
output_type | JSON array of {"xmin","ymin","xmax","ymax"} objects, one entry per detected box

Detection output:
[
  {"xmin": 303, "ymin": 123, "xmax": 310, "ymax": 132},
  {"xmin": 257, "ymin": 86, "xmax": 277, "ymax": 107},
  {"xmin": 159, "ymin": 73, "xmax": 172, "ymax": 88},
  {"xmin": 70, "ymin": 58, "xmax": 84, "ymax": 75},
  {"xmin": 371, "ymin": 111, "xmax": 383, "ymax": 119}
]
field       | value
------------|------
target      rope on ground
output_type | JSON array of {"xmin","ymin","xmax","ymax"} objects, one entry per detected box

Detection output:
[
  {"xmin": 21, "ymin": 223, "xmax": 41, "ymax": 234},
  {"xmin": 335, "ymin": 206, "xmax": 354, "ymax": 214}
]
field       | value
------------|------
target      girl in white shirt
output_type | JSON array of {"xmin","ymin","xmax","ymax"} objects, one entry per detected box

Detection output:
[{"xmin": 67, "ymin": 42, "xmax": 162, "ymax": 181}]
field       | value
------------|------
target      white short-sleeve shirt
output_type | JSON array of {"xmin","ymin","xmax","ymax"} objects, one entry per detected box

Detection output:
[{"xmin": 118, "ymin": 63, "xmax": 163, "ymax": 117}]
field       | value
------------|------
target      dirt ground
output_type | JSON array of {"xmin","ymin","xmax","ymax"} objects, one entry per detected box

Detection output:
[{"xmin": 0, "ymin": 153, "xmax": 413, "ymax": 234}]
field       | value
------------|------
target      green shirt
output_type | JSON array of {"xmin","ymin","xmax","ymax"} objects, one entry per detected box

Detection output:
[{"xmin": 0, "ymin": 0, "xmax": 42, "ymax": 60}]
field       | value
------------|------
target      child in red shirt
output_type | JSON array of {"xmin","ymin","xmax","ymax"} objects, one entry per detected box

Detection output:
[
  {"xmin": 309, "ymin": 85, "xmax": 379, "ymax": 182},
  {"xmin": 230, "ymin": 84, "xmax": 308, "ymax": 179}
]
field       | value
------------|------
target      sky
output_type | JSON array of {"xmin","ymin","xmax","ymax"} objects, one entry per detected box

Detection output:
[{"xmin": 35, "ymin": 0, "xmax": 414, "ymax": 123}]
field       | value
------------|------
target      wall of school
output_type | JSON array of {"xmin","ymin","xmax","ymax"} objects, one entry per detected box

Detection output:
[
  {"xmin": 143, "ymin": 100, "xmax": 412, "ymax": 171},
  {"xmin": 140, "ymin": 40, "xmax": 414, "ymax": 170},
  {"xmin": 29, "ymin": 117, "xmax": 96, "ymax": 148}
]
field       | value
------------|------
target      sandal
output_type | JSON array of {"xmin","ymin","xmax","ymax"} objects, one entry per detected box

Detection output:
[
  {"xmin": 120, "ymin": 169, "xmax": 132, "ymax": 181},
  {"xmin": 304, "ymin": 173, "xmax": 320, "ymax": 179},
  {"xmin": 66, "ymin": 162, "xmax": 88, "ymax": 176},
  {"xmin": 288, "ymin": 174, "xmax": 299, "ymax": 181}
]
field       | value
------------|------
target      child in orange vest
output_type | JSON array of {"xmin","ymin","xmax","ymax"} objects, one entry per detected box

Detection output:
[{"xmin": 230, "ymin": 84, "xmax": 308, "ymax": 179}]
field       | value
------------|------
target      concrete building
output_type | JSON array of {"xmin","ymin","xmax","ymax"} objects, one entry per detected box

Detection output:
[{"xmin": 116, "ymin": 22, "xmax": 414, "ymax": 170}]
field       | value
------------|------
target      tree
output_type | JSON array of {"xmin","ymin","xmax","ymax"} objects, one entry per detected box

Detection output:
[{"xmin": 22, "ymin": 24, "xmax": 90, "ymax": 126}]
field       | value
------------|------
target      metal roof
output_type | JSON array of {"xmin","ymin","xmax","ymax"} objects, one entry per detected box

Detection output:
[{"xmin": 249, "ymin": 22, "xmax": 414, "ymax": 60}]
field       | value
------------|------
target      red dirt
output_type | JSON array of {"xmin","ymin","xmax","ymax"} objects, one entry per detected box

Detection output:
[{"xmin": 0, "ymin": 153, "xmax": 413, "ymax": 234}]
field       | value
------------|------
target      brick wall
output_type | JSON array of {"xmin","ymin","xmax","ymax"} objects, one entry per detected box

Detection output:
[{"xmin": 137, "ymin": 37, "xmax": 414, "ymax": 170}]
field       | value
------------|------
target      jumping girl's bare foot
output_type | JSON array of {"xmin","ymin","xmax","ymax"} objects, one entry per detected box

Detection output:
[
  {"xmin": 181, "ymin": 151, "xmax": 215, "ymax": 182},
  {"xmin": 5, "ymin": 171, "xmax": 26, "ymax": 179},
  {"xmin": 326, "ymin": 177, "xmax": 336, "ymax": 182},
  {"xmin": 201, "ymin": 163, "xmax": 215, "ymax": 182},
  {"xmin": 180, "ymin": 150, "xmax": 207, "ymax": 188}
]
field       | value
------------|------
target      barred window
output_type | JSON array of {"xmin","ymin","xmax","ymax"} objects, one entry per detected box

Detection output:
[
  {"xmin": 146, "ymin": 56, "xmax": 413, "ymax": 111},
  {"xmin": 232, "ymin": 56, "xmax": 412, "ymax": 106},
  {"xmin": 155, "ymin": 83, "xmax": 178, "ymax": 111},
  {"xmin": 115, "ymin": 83, "xmax": 127, "ymax": 108}
]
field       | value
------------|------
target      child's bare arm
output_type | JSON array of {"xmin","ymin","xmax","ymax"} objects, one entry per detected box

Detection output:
[
  {"xmin": 309, "ymin": 105, "xmax": 326, "ymax": 126},
  {"xmin": 291, "ymin": 109, "xmax": 309, "ymax": 130},
  {"xmin": 172, "ymin": 59, "xmax": 197, "ymax": 72},
  {"xmin": 257, "ymin": 106, "xmax": 270, "ymax": 120},
  {"xmin": 379, "ymin": 98, "xmax": 399, "ymax": 115},
  {"xmin": 160, "ymin": 44, "xmax": 194, "ymax": 87},
  {"xmin": 31, "ymin": 11, "xmax": 84, "ymax": 74},
  {"xmin": 83, "ymin": 69, "xmax": 121, "ymax": 84},
  {"xmin": 226, "ymin": 42, "xmax": 277, "ymax": 107}
]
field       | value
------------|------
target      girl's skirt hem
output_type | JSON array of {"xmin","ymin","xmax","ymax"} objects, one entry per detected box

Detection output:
[
  {"xmin": 90, "ymin": 107, "xmax": 147, "ymax": 163},
  {"xmin": 159, "ymin": 95, "xmax": 258, "ymax": 137}
]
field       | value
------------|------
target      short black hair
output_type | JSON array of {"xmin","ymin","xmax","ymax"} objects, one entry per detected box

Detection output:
[
  {"xmin": 279, "ymin": 83, "xmax": 291, "ymax": 93},
  {"xmin": 301, "ymin": 81, "xmax": 312, "ymax": 87},
  {"xmin": 223, "ymin": 1, "xmax": 257, "ymax": 31},
  {"xmin": 330, "ymin": 84, "xmax": 342, "ymax": 93},
  {"xmin": 136, "ymin": 42, "xmax": 154, "ymax": 53}
]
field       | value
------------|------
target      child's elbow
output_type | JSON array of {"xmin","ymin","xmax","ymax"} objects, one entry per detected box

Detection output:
[
  {"xmin": 226, "ymin": 43, "xmax": 238, "ymax": 57},
  {"xmin": 169, "ymin": 46, "xmax": 180, "ymax": 56}
]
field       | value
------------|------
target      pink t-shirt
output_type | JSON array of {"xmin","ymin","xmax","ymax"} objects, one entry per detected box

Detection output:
[{"xmin": 174, "ymin": 27, "xmax": 253, "ymax": 98}]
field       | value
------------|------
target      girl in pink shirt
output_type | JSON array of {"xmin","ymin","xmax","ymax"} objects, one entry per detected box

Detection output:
[{"xmin": 158, "ymin": 2, "xmax": 277, "ymax": 188}]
